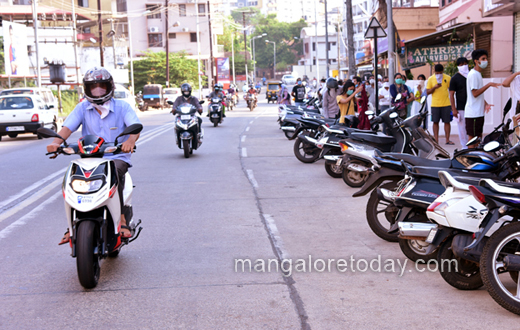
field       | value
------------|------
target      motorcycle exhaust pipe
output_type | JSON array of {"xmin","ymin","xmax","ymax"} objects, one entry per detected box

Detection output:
[
  {"xmin": 324, "ymin": 155, "xmax": 341, "ymax": 161},
  {"xmin": 281, "ymin": 126, "xmax": 296, "ymax": 132},
  {"xmin": 346, "ymin": 162, "xmax": 371, "ymax": 173},
  {"xmin": 398, "ymin": 222, "xmax": 438, "ymax": 240}
]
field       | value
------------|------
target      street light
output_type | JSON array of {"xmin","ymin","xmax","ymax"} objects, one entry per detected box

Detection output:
[
  {"xmin": 265, "ymin": 40, "xmax": 276, "ymax": 79},
  {"xmin": 249, "ymin": 33, "xmax": 266, "ymax": 82}
]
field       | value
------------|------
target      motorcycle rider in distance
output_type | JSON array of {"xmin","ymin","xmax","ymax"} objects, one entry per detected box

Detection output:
[
  {"xmin": 207, "ymin": 84, "xmax": 226, "ymax": 117},
  {"xmin": 246, "ymin": 84, "xmax": 258, "ymax": 108},
  {"xmin": 228, "ymin": 84, "xmax": 238, "ymax": 105},
  {"xmin": 174, "ymin": 83, "xmax": 203, "ymax": 131},
  {"xmin": 46, "ymin": 67, "xmax": 141, "ymax": 244}
]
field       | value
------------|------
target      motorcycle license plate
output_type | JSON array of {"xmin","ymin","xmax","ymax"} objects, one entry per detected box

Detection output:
[
  {"xmin": 212, "ymin": 114, "xmax": 219, "ymax": 118},
  {"xmin": 336, "ymin": 158, "xmax": 342, "ymax": 166},
  {"xmin": 181, "ymin": 115, "xmax": 191, "ymax": 120},
  {"xmin": 150, "ymin": 98, "xmax": 154, "ymax": 101},
  {"xmin": 6, "ymin": 126, "xmax": 24, "ymax": 131}
]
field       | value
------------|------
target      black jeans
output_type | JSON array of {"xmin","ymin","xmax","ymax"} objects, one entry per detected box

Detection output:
[{"xmin": 113, "ymin": 159, "xmax": 129, "ymax": 211}]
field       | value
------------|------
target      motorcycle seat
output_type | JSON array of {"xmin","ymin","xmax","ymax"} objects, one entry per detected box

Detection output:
[
  {"xmin": 479, "ymin": 179, "xmax": 520, "ymax": 194},
  {"xmin": 378, "ymin": 151, "xmax": 451, "ymax": 168},
  {"xmin": 350, "ymin": 132, "xmax": 396, "ymax": 146},
  {"xmin": 412, "ymin": 167, "xmax": 499, "ymax": 180}
]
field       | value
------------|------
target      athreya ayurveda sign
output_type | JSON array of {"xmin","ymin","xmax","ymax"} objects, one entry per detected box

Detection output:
[{"xmin": 406, "ymin": 43, "xmax": 474, "ymax": 65}]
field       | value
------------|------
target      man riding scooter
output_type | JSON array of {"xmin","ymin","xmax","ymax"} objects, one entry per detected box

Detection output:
[
  {"xmin": 174, "ymin": 83, "xmax": 203, "ymax": 132},
  {"xmin": 207, "ymin": 84, "xmax": 226, "ymax": 117},
  {"xmin": 246, "ymin": 84, "xmax": 258, "ymax": 109},
  {"xmin": 46, "ymin": 67, "xmax": 142, "ymax": 244}
]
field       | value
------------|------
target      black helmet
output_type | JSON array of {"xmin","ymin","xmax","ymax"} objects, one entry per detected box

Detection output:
[
  {"xmin": 326, "ymin": 77, "xmax": 338, "ymax": 90},
  {"xmin": 83, "ymin": 67, "xmax": 115, "ymax": 105},
  {"xmin": 181, "ymin": 83, "xmax": 192, "ymax": 97},
  {"xmin": 213, "ymin": 84, "xmax": 221, "ymax": 92}
]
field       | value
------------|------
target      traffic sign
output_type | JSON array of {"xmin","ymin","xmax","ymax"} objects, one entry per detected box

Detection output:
[{"xmin": 364, "ymin": 17, "xmax": 387, "ymax": 39}]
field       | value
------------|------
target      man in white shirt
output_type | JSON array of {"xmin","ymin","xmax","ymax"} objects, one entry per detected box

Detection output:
[
  {"xmin": 464, "ymin": 49, "xmax": 501, "ymax": 148},
  {"xmin": 503, "ymin": 71, "xmax": 520, "ymax": 136},
  {"xmin": 378, "ymin": 82, "xmax": 391, "ymax": 112}
]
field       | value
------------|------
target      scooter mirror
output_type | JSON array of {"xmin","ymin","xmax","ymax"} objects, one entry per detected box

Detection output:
[
  {"xmin": 420, "ymin": 96, "xmax": 427, "ymax": 104},
  {"xmin": 199, "ymin": 100, "xmax": 205, "ymax": 105},
  {"xmin": 115, "ymin": 124, "xmax": 144, "ymax": 145},
  {"xmin": 466, "ymin": 136, "xmax": 480, "ymax": 146},
  {"xmin": 365, "ymin": 110, "xmax": 375, "ymax": 116},
  {"xmin": 167, "ymin": 100, "xmax": 174, "ymax": 106},
  {"xmin": 389, "ymin": 112, "xmax": 399, "ymax": 119},
  {"xmin": 37, "ymin": 127, "xmax": 63, "ymax": 140},
  {"xmin": 483, "ymin": 141, "xmax": 501, "ymax": 153},
  {"xmin": 395, "ymin": 94, "xmax": 402, "ymax": 102}
]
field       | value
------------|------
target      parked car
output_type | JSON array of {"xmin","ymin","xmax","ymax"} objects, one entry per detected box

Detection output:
[
  {"xmin": 113, "ymin": 84, "xmax": 136, "ymax": 112},
  {"xmin": 163, "ymin": 88, "xmax": 181, "ymax": 104},
  {"xmin": 282, "ymin": 75, "xmax": 297, "ymax": 85},
  {"xmin": 1, "ymin": 87, "xmax": 58, "ymax": 110},
  {"xmin": 0, "ymin": 94, "xmax": 58, "ymax": 141}
]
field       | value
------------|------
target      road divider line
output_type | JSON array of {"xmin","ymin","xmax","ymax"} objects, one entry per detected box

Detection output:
[
  {"xmin": 263, "ymin": 214, "xmax": 290, "ymax": 260},
  {"xmin": 0, "ymin": 191, "xmax": 61, "ymax": 240},
  {"xmin": 241, "ymin": 148, "xmax": 248, "ymax": 158},
  {"xmin": 136, "ymin": 123, "xmax": 174, "ymax": 145},
  {"xmin": 246, "ymin": 127, "xmax": 250, "ymax": 132},
  {"xmin": 0, "ymin": 176, "xmax": 63, "ymax": 224},
  {"xmin": 250, "ymin": 120, "xmax": 254, "ymax": 124},
  {"xmin": 241, "ymin": 135, "xmax": 246, "ymax": 143},
  {"xmin": 246, "ymin": 169, "xmax": 258, "ymax": 188}
]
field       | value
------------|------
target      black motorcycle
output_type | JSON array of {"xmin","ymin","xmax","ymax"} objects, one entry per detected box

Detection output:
[
  {"xmin": 170, "ymin": 101, "xmax": 205, "ymax": 158},
  {"xmin": 208, "ymin": 97, "xmax": 224, "ymax": 127}
]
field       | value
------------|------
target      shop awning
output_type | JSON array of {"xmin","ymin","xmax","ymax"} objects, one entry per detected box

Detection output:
[{"xmin": 404, "ymin": 22, "xmax": 477, "ymax": 48}]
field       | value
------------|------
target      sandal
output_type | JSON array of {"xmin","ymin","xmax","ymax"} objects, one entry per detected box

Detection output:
[
  {"xmin": 446, "ymin": 141, "xmax": 455, "ymax": 145},
  {"xmin": 120, "ymin": 225, "xmax": 132, "ymax": 238},
  {"xmin": 58, "ymin": 230, "xmax": 70, "ymax": 245}
]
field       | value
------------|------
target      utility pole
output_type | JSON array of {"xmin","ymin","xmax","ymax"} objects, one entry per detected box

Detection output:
[
  {"xmin": 345, "ymin": 0, "xmax": 355, "ymax": 79},
  {"xmin": 387, "ymin": 0, "xmax": 394, "ymax": 83},
  {"xmin": 242, "ymin": 12, "xmax": 248, "ymax": 82},
  {"xmin": 71, "ymin": 0, "xmax": 80, "ymax": 90},
  {"xmin": 324, "ymin": 0, "xmax": 329, "ymax": 78},
  {"xmin": 32, "ymin": 0, "xmax": 41, "ymax": 88},
  {"xmin": 336, "ymin": 22, "xmax": 340, "ymax": 76},
  {"xmin": 231, "ymin": 30, "xmax": 236, "ymax": 85},
  {"xmin": 165, "ymin": 0, "xmax": 169, "ymax": 86},
  {"xmin": 196, "ymin": 0, "xmax": 202, "ymax": 97},
  {"xmin": 208, "ymin": 1, "xmax": 215, "ymax": 86},
  {"xmin": 97, "ymin": 0, "xmax": 104, "ymax": 66},
  {"xmin": 314, "ymin": 0, "xmax": 319, "ymax": 80}
]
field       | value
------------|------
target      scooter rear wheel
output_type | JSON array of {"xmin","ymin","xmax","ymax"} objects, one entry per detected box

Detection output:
[
  {"xmin": 76, "ymin": 220, "xmax": 100, "ymax": 289},
  {"xmin": 437, "ymin": 236, "xmax": 483, "ymax": 290},
  {"xmin": 342, "ymin": 160, "xmax": 369, "ymax": 187},
  {"xmin": 324, "ymin": 162, "xmax": 343, "ymax": 178},
  {"xmin": 293, "ymin": 138, "xmax": 320, "ymax": 163}
]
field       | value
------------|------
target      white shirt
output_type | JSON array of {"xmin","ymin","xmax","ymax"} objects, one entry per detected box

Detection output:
[
  {"xmin": 464, "ymin": 69, "xmax": 485, "ymax": 118},
  {"xmin": 378, "ymin": 87, "xmax": 391, "ymax": 106},
  {"xmin": 511, "ymin": 75, "xmax": 520, "ymax": 112}
]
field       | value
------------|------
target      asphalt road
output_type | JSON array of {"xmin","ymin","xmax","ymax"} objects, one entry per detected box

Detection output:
[{"xmin": 0, "ymin": 94, "xmax": 518, "ymax": 329}]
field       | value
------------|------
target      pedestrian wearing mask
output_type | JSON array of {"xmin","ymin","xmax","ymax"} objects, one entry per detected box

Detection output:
[
  {"xmin": 366, "ymin": 74, "xmax": 376, "ymax": 110},
  {"xmin": 402, "ymin": 75, "xmax": 414, "ymax": 117},
  {"xmin": 322, "ymin": 78, "xmax": 340, "ymax": 119},
  {"xmin": 449, "ymin": 57, "xmax": 470, "ymax": 148},
  {"xmin": 337, "ymin": 80, "xmax": 363, "ymax": 123},
  {"xmin": 465, "ymin": 49, "xmax": 502, "ymax": 148},
  {"xmin": 390, "ymin": 73, "xmax": 414, "ymax": 119},
  {"xmin": 411, "ymin": 74, "xmax": 427, "ymax": 117},
  {"xmin": 378, "ymin": 82, "xmax": 391, "ymax": 112},
  {"xmin": 292, "ymin": 78, "xmax": 306, "ymax": 106},
  {"xmin": 278, "ymin": 84, "xmax": 291, "ymax": 105},
  {"xmin": 427, "ymin": 64, "xmax": 453, "ymax": 144}
]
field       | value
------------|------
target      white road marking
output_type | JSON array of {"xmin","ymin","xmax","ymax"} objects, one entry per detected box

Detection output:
[
  {"xmin": 250, "ymin": 120, "xmax": 254, "ymax": 124},
  {"xmin": 0, "ymin": 168, "xmax": 65, "ymax": 212},
  {"xmin": 0, "ymin": 177, "xmax": 63, "ymax": 224},
  {"xmin": 241, "ymin": 148, "xmax": 247, "ymax": 158},
  {"xmin": 136, "ymin": 123, "xmax": 174, "ymax": 146},
  {"xmin": 241, "ymin": 135, "xmax": 246, "ymax": 143},
  {"xmin": 246, "ymin": 169, "xmax": 258, "ymax": 188},
  {"xmin": 0, "ymin": 191, "xmax": 61, "ymax": 240},
  {"xmin": 245, "ymin": 127, "xmax": 250, "ymax": 132},
  {"xmin": 263, "ymin": 214, "xmax": 289, "ymax": 260}
]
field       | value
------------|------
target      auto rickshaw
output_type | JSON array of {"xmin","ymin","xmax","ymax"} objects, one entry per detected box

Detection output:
[
  {"xmin": 142, "ymin": 84, "xmax": 164, "ymax": 110},
  {"xmin": 266, "ymin": 81, "xmax": 281, "ymax": 104}
]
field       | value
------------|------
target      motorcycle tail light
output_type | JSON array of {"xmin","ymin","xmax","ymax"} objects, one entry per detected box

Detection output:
[
  {"xmin": 427, "ymin": 202, "xmax": 442, "ymax": 213},
  {"xmin": 339, "ymin": 142, "xmax": 348, "ymax": 152},
  {"xmin": 469, "ymin": 185, "xmax": 487, "ymax": 205},
  {"xmin": 31, "ymin": 114, "xmax": 39, "ymax": 122}
]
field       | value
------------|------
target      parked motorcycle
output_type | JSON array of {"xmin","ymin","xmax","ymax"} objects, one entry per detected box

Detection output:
[
  {"xmin": 170, "ymin": 101, "xmax": 205, "ymax": 158},
  {"xmin": 36, "ymin": 124, "xmax": 144, "ymax": 289}
]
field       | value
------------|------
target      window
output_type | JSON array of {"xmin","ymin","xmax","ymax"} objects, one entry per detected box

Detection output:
[
  {"xmin": 116, "ymin": 0, "xmax": 127, "ymax": 12},
  {"xmin": 331, "ymin": 42, "xmax": 336, "ymax": 46},
  {"xmin": 148, "ymin": 33, "xmax": 163, "ymax": 47},
  {"xmin": 77, "ymin": 0, "xmax": 88, "ymax": 7},
  {"xmin": 84, "ymin": 27, "xmax": 91, "ymax": 34},
  {"xmin": 312, "ymin": 42, "xmax": 316, "ymax": 51},
  {"xmin": 169, "ymin": 33, "xmax": 176, "ymax": 39},
  {"xmin": 190, "ymin": 32, "xmax": 198, "ymax": 42},
  {"xmin": 146, "ymin": 4, "xmax": 161, "ymax": 19},
  {"xmin": 179, "ymin": 4, "xmax": 186, "ymax": 17},
  {"xmin": 304, "ymin": 43, "xmax": 309, "ymax": 54},
  {"xmin": 313, "ymin": 58, "xmax": 316, "ymax": 65},
  {"xmin": 198, "ymin": 3, "xmax": 206, "ymax": 16}
]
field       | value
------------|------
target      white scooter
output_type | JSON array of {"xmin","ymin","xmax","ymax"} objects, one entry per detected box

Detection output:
[{"xmin": 38, "ymin": 124, "xmax": 143, "ymax": 289}]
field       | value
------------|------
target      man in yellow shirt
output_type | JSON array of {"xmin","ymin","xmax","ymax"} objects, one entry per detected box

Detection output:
[{"xmin": 427, "ymin": 64, "xmax": 453, "ymax": 144}]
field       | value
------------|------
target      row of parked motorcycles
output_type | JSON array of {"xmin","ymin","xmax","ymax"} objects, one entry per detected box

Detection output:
[{"xmin": 277, "ymin": 95, "xmax": 520, "ymax": 315}]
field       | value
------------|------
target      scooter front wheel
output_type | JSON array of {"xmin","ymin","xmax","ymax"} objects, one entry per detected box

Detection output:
[
  {"xmin": 183, "ymin": 139, "xmax": 191, "ymax": 158},
  {"xmin": 342, "ymin": 160, "xmax": 369, "ymax": 187},
  {"xmin": 76, "ymin": 220, "xmax": 100, "ymax": 289}
]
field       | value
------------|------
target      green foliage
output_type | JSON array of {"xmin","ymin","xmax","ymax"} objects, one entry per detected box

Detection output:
[
  {"xmin": 0, "ymin": 37, "xmax": 4, "ymax": 75},
  {"xmin": 131, "ymin": 51, "xmax": 205, "ymax": 93},
  {"xmin": 231, "ymin": 7, "xmax": 261, "ymax": 25},
  {"xmin": 51, "ymin": 89, "xmax": 79, "ymax": 116}
]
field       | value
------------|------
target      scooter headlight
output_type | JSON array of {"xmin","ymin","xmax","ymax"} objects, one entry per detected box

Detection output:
[{"xmin": 71, "ymin": 179, "xmax": 104, "ymax": 193}]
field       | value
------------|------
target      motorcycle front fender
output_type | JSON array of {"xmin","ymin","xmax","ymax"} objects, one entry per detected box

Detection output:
[{"xmin": 180, "ymin": 131, "xmax": 192, "ymax": 140}]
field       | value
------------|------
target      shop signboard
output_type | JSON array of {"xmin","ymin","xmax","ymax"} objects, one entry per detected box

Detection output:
[{"xmin": 406, "ymin": 43, "xmax": 474, "ymax": 65}]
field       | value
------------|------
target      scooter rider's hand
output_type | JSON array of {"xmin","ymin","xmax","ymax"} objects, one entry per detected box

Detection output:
[
  {"xmin": 47, "ymin": 142, "xmax": 61, "ymax": 153},
  {"xmin": 121, "ymin": 134, "xmax": 139, "ymax": 153}
]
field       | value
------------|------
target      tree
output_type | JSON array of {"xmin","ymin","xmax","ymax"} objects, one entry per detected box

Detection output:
[
  {"xmin": 346, "ymin": 0, "xmax": 355, "ymax": 79},
  {"xmin": 132, "ymin": 51, "xmax": 204, "ymax": 93},
  {"xmin": 0, "ymin": 37, "xmax": 4, "ymax": 75}
]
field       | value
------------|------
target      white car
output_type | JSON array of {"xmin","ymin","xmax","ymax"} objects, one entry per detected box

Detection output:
[
  {"xmin": 0, "ymin": 94, "xmax": 58, "ymax": 141},
  {"xmin": 282, "ymin": 75, "xmax": 297, "ymax": 85},
  {"xmin": 113, "ymin": 84, "xmax": 137, "ymax": 112},
  {"xmin": 163, "ymin": 88, "xmax": 181, "ymax": 104},
  {"xmin": 1, "ymin": 87, "xmax": 58, "ymax": 110}
]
